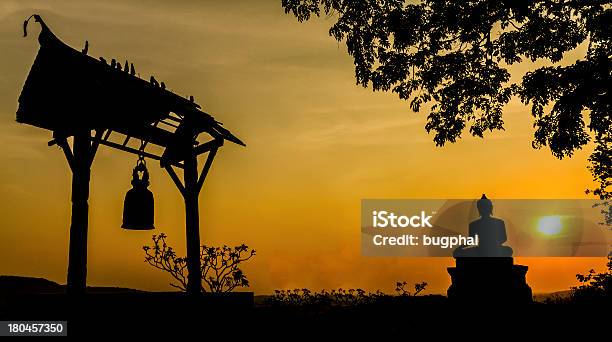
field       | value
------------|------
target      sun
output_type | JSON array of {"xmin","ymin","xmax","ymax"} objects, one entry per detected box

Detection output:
[{"xmin": 537, "ymin": 215, "xmax": 563, "ymax": 236}]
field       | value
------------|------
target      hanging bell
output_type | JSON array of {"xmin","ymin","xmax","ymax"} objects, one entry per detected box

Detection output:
[{"xmin": 122, "ymin": 158, "xmax": 155, "ymax": 230}]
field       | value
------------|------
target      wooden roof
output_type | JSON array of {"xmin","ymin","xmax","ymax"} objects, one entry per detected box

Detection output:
[{"xmin": 17, "ymin": 15, "xmax": 244, "ymax": 167}]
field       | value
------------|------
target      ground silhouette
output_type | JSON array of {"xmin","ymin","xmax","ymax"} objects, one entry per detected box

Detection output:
[{"xmin": 0, "ymin": 275, "xmax": 607, "ymax": 337}]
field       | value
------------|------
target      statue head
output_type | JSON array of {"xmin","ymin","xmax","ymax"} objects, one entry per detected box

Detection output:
[{"xmin": 477, "ymin": 194, "xmax": 493, "ymax": 217}]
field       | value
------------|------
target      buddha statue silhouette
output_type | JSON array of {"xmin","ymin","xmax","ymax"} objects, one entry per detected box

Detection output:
[{"xmin": 453, "ymin": 194, "xmax": 513, "ymax": 258}]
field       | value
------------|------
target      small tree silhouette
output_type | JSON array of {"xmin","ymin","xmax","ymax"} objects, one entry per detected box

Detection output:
[
  {"xmin": 143, "ymin": 233, "xmax": 256, "ymax": 293},
  {"xmin": 201, "ymin": 244, "xmax": 256, "ymax": 293},
  {"xmin": 395, "ymin": 281, "xmax": 428, "ymax": 296}
]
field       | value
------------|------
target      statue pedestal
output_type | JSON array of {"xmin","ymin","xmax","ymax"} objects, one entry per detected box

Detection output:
[{"xmin": 447, "ymin": 257, "xmax": 532, "ymax": 303}]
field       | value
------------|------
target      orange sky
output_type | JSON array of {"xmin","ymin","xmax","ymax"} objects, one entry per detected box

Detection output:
[{"xmin": 0, "ymin": 0, "xmax": 607, "ymax": 295}]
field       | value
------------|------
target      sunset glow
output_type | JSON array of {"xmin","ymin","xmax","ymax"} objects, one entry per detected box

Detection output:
[
  {"xmin": 537, "ymin": 216, "xmax": 564, "ymax": 237},
  {"xmin": 0, "ymin": 0, "xmax": 607, "ymax": 297}
]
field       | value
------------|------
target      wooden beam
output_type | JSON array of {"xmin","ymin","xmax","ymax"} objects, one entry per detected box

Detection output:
[
  {"xmin": 194, "ymin": 138, "xmax": 223, "ymax": 156},
  {"xmin": 93, "ymin": 136, "xmax": 185, "ymax": 169},
  {"xmin": 89, "ymin": 129, "xmax": 104, "ymax": 165},
  {"xmin": 196, "ymin": 145, "xmax": 219, "ymax": 194},
  {"xmin": 56, "ymin": 138, "xmax": 75, "ymax": 171},
  {"xmin": 165, "ymin": 115, "xmax": 182, "ymax": 124},
  {"xmin": 159, "ymin": 120, "xmax": 179, "ymax": 129},
  {"xmin": 111, "ymin": 124, "xmax": 176, "ymax": 148},
  {"xmin": 95, "ymin": 138, "xmax": 160, "ymax": 161},
  {"xmin": 165, "ymin": 165, "xmax": 185, "ymax": 196},
  {"xmin": 140, "ymin": 121, "xmax": 160, "ymax": 152}
]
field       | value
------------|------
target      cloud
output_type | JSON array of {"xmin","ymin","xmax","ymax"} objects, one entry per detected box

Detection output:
[{"xmin": 0, "ymin": 121, "xmax": 49, "ymax": 160}]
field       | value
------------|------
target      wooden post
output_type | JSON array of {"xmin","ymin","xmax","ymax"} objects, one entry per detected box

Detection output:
[
  {"xmin": 65, "ymin": 132, "xmax": 93, "ymax": 295},
  {"xmin": 165, "ymin": 139, "xmax": 222, "ymax": 296},
  {"xmin": 183, "ymin": 150, "xmax": 202, "ymax": 295}
]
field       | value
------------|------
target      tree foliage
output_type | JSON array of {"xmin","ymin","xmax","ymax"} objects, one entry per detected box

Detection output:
[
  {"xmin": 143, "ymin": 233, "xmax": 256, "ymax": 293},
  {"xmin": 282, "ymin": 0, "xmax": 611, "ymax": 221},
  {"xmin": 571, "ymin": 256, "xmax": 611, "ymax": 303}
]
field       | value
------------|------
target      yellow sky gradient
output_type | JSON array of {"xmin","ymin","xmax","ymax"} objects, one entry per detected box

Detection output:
[{"xmin": 0, "ymin": 0, "xmax": 607, "ymax": 295}]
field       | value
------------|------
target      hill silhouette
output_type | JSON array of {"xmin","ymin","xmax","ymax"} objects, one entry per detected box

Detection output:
[{"xmin": 0, "ymin": 275, "xmax": 144, "ymax": 295}]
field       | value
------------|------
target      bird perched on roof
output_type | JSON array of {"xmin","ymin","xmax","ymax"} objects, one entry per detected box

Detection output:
[
  {"xmin": 124, "ymin": 60, "xmax": 129, "ymax": 73},
  {"xmin": 189, "ymin": 95, "xmax": 194, "ymax": 102},
  {"xmin": 130, "ymin": 63, "xmax": 135, "ymax": 76},
  {"xmin": 150, "ymin": 76, "xmax": 159, "ymax": 87},
  {"xmin": 110, "ymin": 59, "xmax": 116, "ymax": 68},
  {"xmin": 82, "ymin": 40, "xmax": 88, "ymax": 55},
  {"xmin": 161, "ymin": 82, "xmax": 166, "ymax": 90},
  {"xmin": 116, "ymin": 62, "xmax": 122, "ymax": 71},
  {"xmin": 99, "ymin": 57, "xmax": 107, "ymax": 64}
]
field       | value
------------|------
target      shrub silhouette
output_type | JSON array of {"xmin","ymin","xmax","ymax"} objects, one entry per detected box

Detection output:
[
  {"xmin": 266, "ymin": 288, "xmax": 383, "ymax": 307},
  {"xmin": 570, "ymin": 256, "xmax": 611, "ymax": 304},
  {"xmin": 395, "ymin": 281, "xmax": 428, "ymax": 296},
  {"xmin": 143, "ymin": 233, "xmax": 255, "ymax": 293},
  {"xmin": 266, "ymin": 282, "xmax": 427, "ymax": 307}
]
